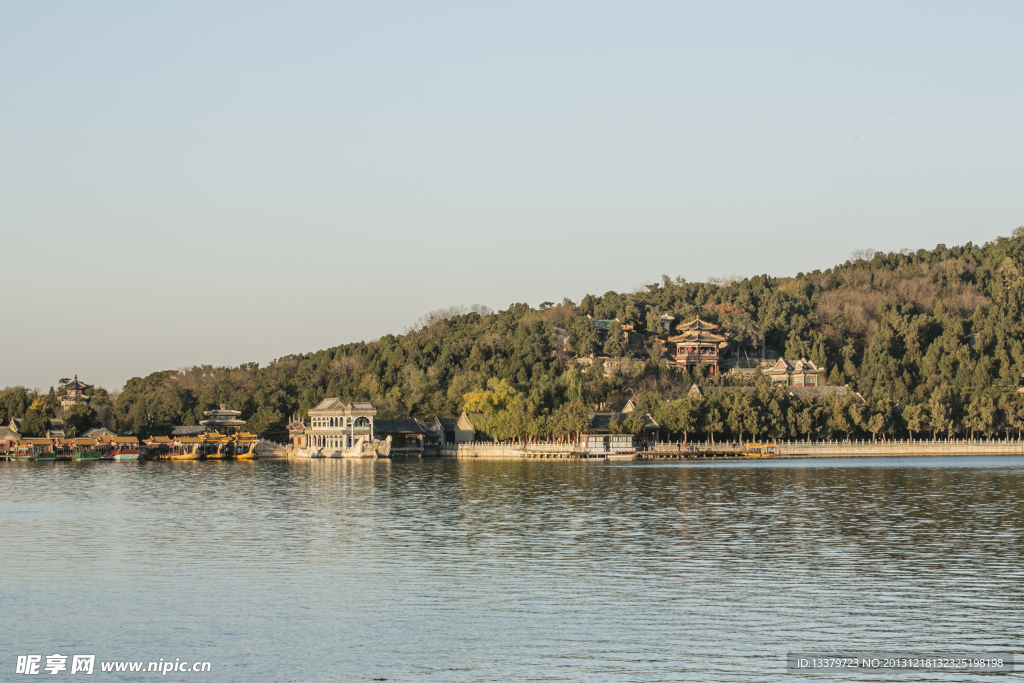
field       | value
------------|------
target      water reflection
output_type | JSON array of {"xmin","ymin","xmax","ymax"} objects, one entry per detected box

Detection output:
[{"xmin": 1, "ymin": 457, "xmax": 1021, "ymax": 681}]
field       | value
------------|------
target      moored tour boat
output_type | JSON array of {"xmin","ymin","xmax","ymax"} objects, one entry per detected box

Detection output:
[
  {"xmin": 108, "ymin": 436, "xmax": 140, "ymax": 461},
  {"xmin": 201, "ymin": 432, "xmax": 232, "ymax": 459},
  {"xmin": 742, "ymin": 443, "xmax": 777, "ymax": 458},
  {"xmin": 164, "ymin": 437, "xmax": 203, "ymax": 460},
  {"xmin": 232, "ymin": 433, "xmax": 260, "ymax": 459},
  {"xmin": 70, "ymin": 438, "xmax": 102, "ymax": 460},
  {"xmin": 11, "ymin": 439, "xmax": 57, "ymax": 461}
]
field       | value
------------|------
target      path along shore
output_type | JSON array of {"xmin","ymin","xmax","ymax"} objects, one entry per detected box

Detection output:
[{"xmin": 436, "ymin": 439, "xmax": 1024, "ymax": 460}]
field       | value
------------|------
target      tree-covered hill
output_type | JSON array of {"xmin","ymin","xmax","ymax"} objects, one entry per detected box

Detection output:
[{"xmin": 6, "ymin": 232, "xmax": 1024, "ymax": 442}]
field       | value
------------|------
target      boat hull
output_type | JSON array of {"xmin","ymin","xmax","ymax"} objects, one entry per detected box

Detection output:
[
  {"xmin": 72, "ymin": 451, "xmax": 102, "ymax": 460},
  {"xmin": 113, "ymin": 453, "xmax": 140, "ymax": 461}
]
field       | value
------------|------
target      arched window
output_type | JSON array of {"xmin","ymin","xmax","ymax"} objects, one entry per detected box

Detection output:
[{"xmin": 354, "ymin": 417, "xmax": 370, "ymax": 428}]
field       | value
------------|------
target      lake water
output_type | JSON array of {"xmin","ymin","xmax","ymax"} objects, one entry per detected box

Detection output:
[{"xmin": 1, "ymin": 456, "xmax": 1022, "ymax": 682}]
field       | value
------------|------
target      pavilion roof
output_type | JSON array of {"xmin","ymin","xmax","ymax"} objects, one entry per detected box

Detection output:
[
  {"xmin": 676, "ymin": 316, "xmax": 720, "ymax": 331},
  {"xmin": 667, "ymin": 330, "xmax": 727, "ymax": 343},
  {"xmin": 64, "ymin": 376, "xmax": 92, "ymax": 391},
  {"xmin": 203, "ymin": 404, "xmax": 242, "ymax": 418}
]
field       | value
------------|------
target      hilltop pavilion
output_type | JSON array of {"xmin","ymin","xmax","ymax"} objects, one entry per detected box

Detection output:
[{"xmin": 667, "ymin": 317, "xmax": 728, "ymax": 375}]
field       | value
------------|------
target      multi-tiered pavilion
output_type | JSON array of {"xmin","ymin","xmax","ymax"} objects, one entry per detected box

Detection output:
[
  {"xmin": 667, "ymin": 317, "xmax": 728, "ymax": 375},
  {"xmin": 59, "ymin": 376, "xmax": 91, "ymax": 415},
  {"xmin": 199, "ymin": 405, "xmax": 248, "ymax": 434}
]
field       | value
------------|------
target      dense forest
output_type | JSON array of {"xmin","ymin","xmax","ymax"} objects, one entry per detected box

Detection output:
[{"xmin": 6, "ymin": 232, "xmax": 1024, "ymax": 443}]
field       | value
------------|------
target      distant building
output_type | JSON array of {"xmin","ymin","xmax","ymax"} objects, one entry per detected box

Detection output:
[
  {"xmin": 288, "ymin": 399, "xmax": 376, "ymax": 451},
  {"xmin": 81, "ymin": 427, "xmax": 118, "ymax": 439},
  {"xmin": 426, "ymin": 414, "xmax": 477, "ymax": 445},
  {"xmin": 59, "ymin": 376, "xmax": 91, "ymax": 414},
  {"xmin": 199, "ymin": 405, "xmax": 248, "ymax": 434},
  {"xmin": 762, "ymin": 358, "xmax": 823, "ymax": 387},
  {"xmin": 589, "ymin": 317, "xmax": 639, "ymax": 349},
  {"xmin": 580, "ymin": 408, "xmax": 661, "ymax": 452},
  {"xmin": 373, "ymin": 419, "xmax": 426, "ymax": 456},
  {"xmin": 0, "ymin": 420, "xmax": 20, "ymax": 451},
  {"xmin": 47, "ymin": 419, "xmax": 65, "ymax": 439},
  {"xmin": 668, "ymin": 317, "xmax": 728, "ymax": 375},
  {"xmin": 427, "ymin": 417, "xmax": 458, "ymax": 445}
]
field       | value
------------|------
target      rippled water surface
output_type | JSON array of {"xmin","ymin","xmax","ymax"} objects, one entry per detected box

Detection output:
[{"xmin": 1, "ymin": 457, "xmax": 1022, "ymax": 682}]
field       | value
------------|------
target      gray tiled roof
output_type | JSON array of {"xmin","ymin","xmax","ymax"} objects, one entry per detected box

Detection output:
[
  {"xmin": 312, "ymin": 398, "xmax": 345, "ymax": 411},
  {"xmin": 373, "ymin": 419, "xmax": 425, "ymax": 435},
  {"xmin": 171, "ymin": 425, "xmax": 207, "ymax": 436},
  {"xmin": 81, "ymin": 427, "xmax": 117, "ymax": 438}
]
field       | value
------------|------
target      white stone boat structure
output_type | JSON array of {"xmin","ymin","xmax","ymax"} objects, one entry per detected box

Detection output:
[{"xmin": 301, "ymin": 435, "xmax": 392, "ymax": 459}]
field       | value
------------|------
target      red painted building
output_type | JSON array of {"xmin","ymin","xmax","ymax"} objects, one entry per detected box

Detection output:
[{"xmin": 667, "ymin": 317, "xmax": 728, "ymax": 375}]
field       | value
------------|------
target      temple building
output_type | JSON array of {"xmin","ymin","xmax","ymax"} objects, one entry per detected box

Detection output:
[
  {"xmin": 761, "ymin": 358, "xmax": 824, "ymax": 387},
  {"xmin": 199, "ymin": 405, "xmax": 248, "ymax": 433},
  {"xmin": 667, "ymin": 317, "xmax": 728, "ymax": 375},
  {"xmin": 287, "ymin": 399, "xmax": 376, "ymax": 450},
  {"xmin": 59, "ymin": 376, "xmax": 91, "ymax": 414}
]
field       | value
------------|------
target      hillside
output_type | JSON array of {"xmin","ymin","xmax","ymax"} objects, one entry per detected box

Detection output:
[{"xmin": 6, "ymin": 231, "xmax": 1024, "ymax": 442}]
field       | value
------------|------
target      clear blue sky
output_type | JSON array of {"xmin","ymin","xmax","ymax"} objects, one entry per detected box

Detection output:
[{"xmin": 2, "ymin": 2, "xmax": 1022, "ymax": 391}]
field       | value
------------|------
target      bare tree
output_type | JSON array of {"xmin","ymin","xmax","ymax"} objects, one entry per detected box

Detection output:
[{"xmin": 851, "ymin": 248, "xmax": 876, "ymax": 262}]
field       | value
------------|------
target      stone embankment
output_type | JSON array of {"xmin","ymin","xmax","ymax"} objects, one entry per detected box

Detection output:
[
  {"xmin": 450, "ymin": 439, "xmax": 1024, "ymax": 459},
  {"xmin": 443, "ymin": 443, "xmax": 603, "ymax": 459},
  {"xmin": 278, "ymin": 439, "xmax": 1024, "ymax": 460},
  {"xmin": 652, "ymin": 439, "xmax": 1024, "ymax": 458}
]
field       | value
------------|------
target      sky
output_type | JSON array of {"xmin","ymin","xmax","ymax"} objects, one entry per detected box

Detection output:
[{"xmin": 2, "ymin": 1, "xmax": 1023, "ymax": 391}]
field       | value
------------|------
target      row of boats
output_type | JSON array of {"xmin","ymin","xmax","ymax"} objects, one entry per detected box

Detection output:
[{"xmin": 3, "ymin": 432, "xmax": 262, "ymax": 462}]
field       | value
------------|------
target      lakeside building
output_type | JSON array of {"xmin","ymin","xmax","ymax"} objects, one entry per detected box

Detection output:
[
  {"xmin": 287, "ymin": 399, "xmax": 376, "ymax": 450},
  {"xmin": 0, "ymin": 421, "xmax": 18, "ymax": 451},
  {"xmin": 373, "ymin": 419, "xmax": 427, "ymax": 456},
  {"xmin": 427, "ymin": 413, "xmax": 478, "ymax": 444},
  {"xmin": 579, "ymin": 407, "xmax": 661, "ymax": 453}
]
